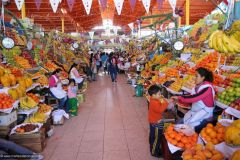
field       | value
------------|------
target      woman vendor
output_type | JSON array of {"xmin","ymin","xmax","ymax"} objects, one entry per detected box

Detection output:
[
  {"xmin": 69, "ymin": 63, "xmax": 85, "ymax": 89},
  {"xmin": 49, "ymin": 68, "xmax": 67, "ymax": 109},
  {"xmin": 171, "ymin": 67, "xmax": 215, "ymax": 132}
]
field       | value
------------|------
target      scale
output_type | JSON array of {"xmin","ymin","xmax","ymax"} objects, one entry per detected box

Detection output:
[
  {"xmin": 173, "ymin": 41, "xmax": 184, "ymax": 51},
  {"xmin": 1, "ymin": 2, "xmax": 15, "ymax": 49},
  {"xmin": 72, "ymin": 42, "xmax": 79, "ymax": 49},
  {"xmin": 2, "ymin": 37, "xmax": 15, "ymax": 49}
]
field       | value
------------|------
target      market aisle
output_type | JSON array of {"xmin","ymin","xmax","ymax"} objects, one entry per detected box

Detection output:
[{"xmin": 42, "ymin": 74, "xmax": 160, "ymax": 160}]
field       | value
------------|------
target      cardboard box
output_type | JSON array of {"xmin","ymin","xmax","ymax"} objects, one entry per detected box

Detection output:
[
  {"xmin": 9, "ymin": 128, "xmax": 46, "ymax": 153},
  {"xmin": 0, "ymin": 110, "xmax": 17, "ymax": 126}
]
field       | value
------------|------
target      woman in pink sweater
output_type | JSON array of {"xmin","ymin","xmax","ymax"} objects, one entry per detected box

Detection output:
[{"xmin": 172, "ymin": 67, "xmax": 215, "ymax": 132}]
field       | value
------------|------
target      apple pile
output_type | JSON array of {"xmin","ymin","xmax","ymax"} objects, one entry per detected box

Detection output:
[
  {"xmin": 217, "ymin": 86, "xmax": 240, "ymax": 106},
  {"xmin": 22, "ymin": 51, "xmax": 37, "ymax": 67},
  {"xmin": 221, "ymin": 78, "xmax": 240, "ymax": 88},
  {"xmin": 229, "ymin": 98, "xmax": 240, "ymax": 110}
]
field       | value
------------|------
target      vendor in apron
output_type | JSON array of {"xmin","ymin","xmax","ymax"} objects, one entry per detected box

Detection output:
[
  {"xmin": 69, "ymin": 63, "xmax": 84, "ymax": 89},
  {"xmin": 49, "ymin": 68, "xmax": 67, "ymax": 109},
  {"xmin": 172, "ymin": 67, "xmax": 215, "ymax": 133}
]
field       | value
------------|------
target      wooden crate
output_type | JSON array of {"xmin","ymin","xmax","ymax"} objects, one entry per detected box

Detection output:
[
  {"xmin": 161, "ymin": 136, "xmax": 183, "ymax": 160},
  {"xmin": 0, "ymin": 121, "xmax": 17, "ymax": 139},
  {"xmin": 42, "ymin": 118, "xmax": 52, "ymax": 137},
  {"xmin": 9, "ymin": 128, "xmax": 46, "ymax": 153}
]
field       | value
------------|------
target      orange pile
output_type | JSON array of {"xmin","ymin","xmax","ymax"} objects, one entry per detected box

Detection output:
[
  {"xmin": 164, "ymin": 68, "xmax": 179, "ymax": 78},
  {"xmin": 213, "ymin": 74, "xmax": 224, "ymax": 86},
  {"xmin": 194, "ymin": 52, "xmax": 223, "ymax": 72},
  {"xmin": 165, "ymin": 125, "xmax": 198, "ymax": 149},
  {"xmin": 0, "ymin": 93, "xmax": 15, "ymax": 109},
  {"xmin": 44, "ymin": 61, "xmax": 58, "ymax": 72},
  {"xmin": 200, "ymin": 123, "xmax": 226, "ymax": 145},
  {"xmin": 182, "ymin": 143, "xmax": 224, "ymax": 160},
  {"xmin": 27, "ymin": 93, "xmax": 40, "ymax": 103}
]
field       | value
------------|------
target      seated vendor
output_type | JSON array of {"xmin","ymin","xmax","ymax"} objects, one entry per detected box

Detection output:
[
  {"xmin": 49, "ymin": 68, "xmax": 67, "ymax": 110},
  {"xmin": 171, "ymin": 67, "xmax": 215, "ymax": 133}
]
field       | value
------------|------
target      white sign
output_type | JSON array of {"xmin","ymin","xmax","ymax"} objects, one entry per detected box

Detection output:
[
  {"xmin": 50, "ymin": 0, "xmax": 61, "ymax": 13},
  {"xmin": 15, "ymin": 0, "xmax": 24, "ymax": 11},
  {"xmin": 110, "ymin": 39, "xmax": 114, "ymax": 44},
  {"xmin": 113, "ymin": 27, "xmax": 118, "ymax": 35},
  {"xmin": 89, "ymin": 31, "xmax": 94, "ymax": 40},
  {"xmin": 142, "ymin": 0, "xmax": 151, "ymax": 13},
  {"xmin": 128, "ymin": 23, "xmax": 134, "ymax": 31},
  {"xmin": 168, "ymin": 0, "xmax": 177, "ymax": 17},
  {"xmin": 82, "ymin": 0, "xmax": 93, "ymax": 15},
  {"xmin": 114, "ymin": 0, "xmax": 124, "ymax": 15}
]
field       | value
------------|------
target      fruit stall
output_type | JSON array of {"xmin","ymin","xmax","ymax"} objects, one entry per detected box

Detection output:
[
  {"xmin": 0, "ymin": 9, "xmax": 90, "ymax": 153},
  {"xmin": 122, "ymin": 8, "xmax": 240, "ymax": 160}
]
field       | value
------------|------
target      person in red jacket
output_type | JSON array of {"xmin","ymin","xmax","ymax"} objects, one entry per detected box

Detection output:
[{"xmin": 148, "ymin": 85, "xmax": 169, "ymax": 158}]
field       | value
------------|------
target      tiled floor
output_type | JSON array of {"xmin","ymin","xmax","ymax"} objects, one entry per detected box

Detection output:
[{"xmin": 42, "ymin": 74, "xmax": 161, "ymax": 160}]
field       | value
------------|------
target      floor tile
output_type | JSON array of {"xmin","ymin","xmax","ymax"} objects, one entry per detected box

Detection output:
[
  {"xmin": 104, "ymin": 137, "xmax": 128, "ymax": 151},
  {"xmin": 82, "ymin": 131, "xmax": 104, "ymax": 141},
  {"xmin": 103, "ymin": 151, "xmax": 131, "ymax": 160},
  {"xmin": 79, "ymin": 140, "xmax": 104, "ymax": 152},
  {"xmin": 77, "ymin": 152, "xmax": 103, "ymax": 160}
]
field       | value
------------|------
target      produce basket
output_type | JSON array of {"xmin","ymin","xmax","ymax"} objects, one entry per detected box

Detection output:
[{"xmin": 10, "ymin": 123, "xmax": 42, "ymax": 135}]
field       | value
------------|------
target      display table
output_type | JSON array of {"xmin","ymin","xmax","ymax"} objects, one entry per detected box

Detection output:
[{"xmin": 161, "ymin": 136, "xmax": 183, "ymax": 160}]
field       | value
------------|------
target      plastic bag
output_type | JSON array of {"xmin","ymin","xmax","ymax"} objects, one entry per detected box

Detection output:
[
  {"xmin": 52, "ymin": 109, "xmax": 69, "ymax": 122},
  {"xmin": 174, "ymin": 124, "xmax": 195, "ymax": 136}
]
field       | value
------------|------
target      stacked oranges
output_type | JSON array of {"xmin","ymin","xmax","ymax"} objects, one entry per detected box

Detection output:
[
  {"xmin": 200, "ymin": 123, "xmax": 226, "ymax": 145},
  {"xmin": 182, "ymin": 143, "xmax": 224, "ymax": 160},
  {"xmin": 165, "ymin": 125, "xmax": 198, "ymax": 149},
  {"xmin": 0, "ymin": 93, "xmax": 15, "ymax": 109}
]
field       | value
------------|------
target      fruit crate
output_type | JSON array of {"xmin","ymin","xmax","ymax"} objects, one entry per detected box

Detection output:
[
  {"xmin": 0, "ymin": 110, "xmax": 17, "ymax": 126},
  {"xmin": 42, "ymin": 118, "xmax": 52, "ymax": 137},
  {"xmin": 0, "ymin": 121, "xmax": 17, "ymax": 139},
  {"xmin": 9, "ymin": 128, "xmax": 46, "ymax": 153}
]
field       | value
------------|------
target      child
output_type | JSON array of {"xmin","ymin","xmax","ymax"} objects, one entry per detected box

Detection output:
[
  {"xmin": 148, "ymin": 85, "xmax": 169, "ymax": 158},
  {"xmin": 67, "ymin": 79, "xmax": 78, "ymax": 116}
]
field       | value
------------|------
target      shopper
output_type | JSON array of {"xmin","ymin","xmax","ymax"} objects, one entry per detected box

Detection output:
[
  {"xmin": 171, "ymin": 67, "xmax": 215, "ymax": 132},
  {"xmin": 101, "ymin": 53, "xmax": 108, "ymax": 73},
  {"xmin": 95, "ymin": 54, "xmax": 101, "ymax": 73},
  {"xmin": 0, "ymin": 138, "xmax": 44, "ymax": 160},
  {"xmin": 91, "ymin": 58, "xmax": 98, "ymax": 81},
  {"xmin": 108, "ymin": 54, "xmax": 118, "ymax": 83},
  {"xmin": 67, "ymin": 79, "xmax": 78, "ymax": 116},
  {"xmin": 69, "ymin": 63, "xmax": 84, "ymax": 89},
  {"xmin": 148, "ymin": 85, "xmax": 169, "ymax": 158},
  {"xmin": 49, "ymin": 68, "xmax": 67, "ymax": 109}
]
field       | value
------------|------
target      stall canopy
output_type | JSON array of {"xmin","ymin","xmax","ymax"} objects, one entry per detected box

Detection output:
[{"xmin": 2, "ymin": 0, "xmax": 223, "ymax": 33}]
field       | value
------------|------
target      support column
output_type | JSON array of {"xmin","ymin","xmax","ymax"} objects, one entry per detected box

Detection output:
[
  {"xmin": 234, "ymin": 0, "xmax": 240, "ymax": 20},
  {"xmin": 21, "ymin": 2, "xmax": 26, "ymax": 19},
  {"xmin": 61, "ymin": 18, "xmax": 64, "ymax": 33},
  {"xmin": 178, "ymin": 17, "xmax": 181, "ymax": 28},
  {"xmin": 185, "ymin": 0, "xmax": 190, "ymax": 25}
]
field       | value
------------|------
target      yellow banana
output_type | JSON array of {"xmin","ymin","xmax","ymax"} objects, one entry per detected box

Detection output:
[
  {"xmin": 222, "ymin": 33, "xmax": 235, "ymax": 53},
  {"xmin": 208, "ymin": 30, "xmax": 220, "ymax": 48},
  {"xmin": 229, "ymin": 35, "xmax": 240, "ymax": 53},
  {"xmin": 212, "ymin": 31, "xmax": 221, "ymax": 51},
  {"xmin": 216, "ymin": 31, "xmax": 224, "ymax": 53}
]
